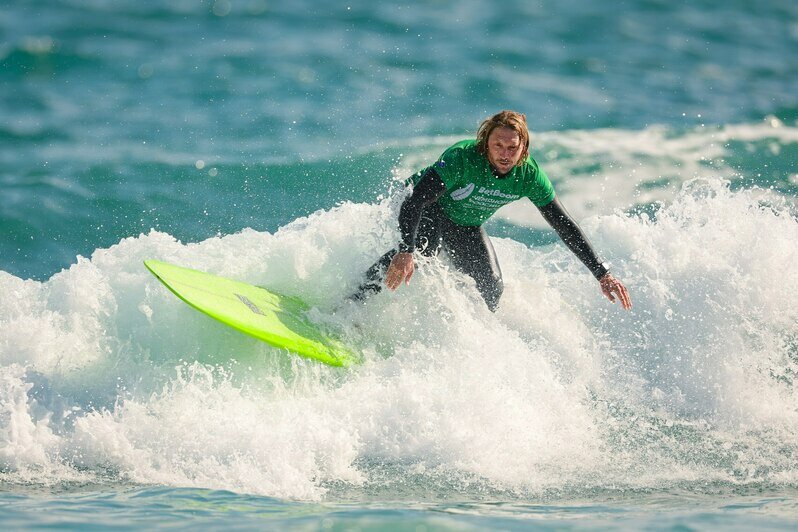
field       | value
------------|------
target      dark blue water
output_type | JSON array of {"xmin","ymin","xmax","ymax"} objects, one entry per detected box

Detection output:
[{"xmin": 3, "ymin": 0, "xmax": 797, "ymax": 280}]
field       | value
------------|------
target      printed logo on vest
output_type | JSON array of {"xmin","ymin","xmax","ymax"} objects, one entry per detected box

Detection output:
[{"xmin": 450, "ymin": 183, "xmax": 475, "ymax": 201}]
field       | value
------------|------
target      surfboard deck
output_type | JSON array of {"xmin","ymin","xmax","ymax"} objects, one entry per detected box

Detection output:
[{"xmin": 144, "ymin": 260, "xmax": 359, "ymax": 367}]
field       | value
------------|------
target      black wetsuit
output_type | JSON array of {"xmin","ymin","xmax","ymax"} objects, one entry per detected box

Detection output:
[{"xmin": 354, "ymin": 167, "xmax": 608, "ymax": 311}]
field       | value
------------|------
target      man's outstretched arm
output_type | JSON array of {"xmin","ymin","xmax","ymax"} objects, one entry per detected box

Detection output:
[{"xmin": 538, "ymin": 198, "xmax": 631, "ymax": 309}]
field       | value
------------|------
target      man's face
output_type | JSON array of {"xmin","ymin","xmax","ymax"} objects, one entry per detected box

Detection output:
[{"xmin": 486, "ymin": 127, "xmax": 524, "ymax": 175}]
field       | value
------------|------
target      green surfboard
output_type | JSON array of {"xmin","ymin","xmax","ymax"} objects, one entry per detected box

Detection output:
[{"xmin": 144, "ymin": 260, "xmax": 359, "ymax": 367}]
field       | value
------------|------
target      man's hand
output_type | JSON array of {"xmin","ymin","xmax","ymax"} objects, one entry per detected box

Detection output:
[
  {"xmin": 599, "ymin": 273, "xmax": 632, "ymax": 310},
  {"xmin": 385, "ymin": 252, "xmax": 415, "ymax": 291}
]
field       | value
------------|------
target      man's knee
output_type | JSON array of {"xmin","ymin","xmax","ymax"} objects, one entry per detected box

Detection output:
[{"xmin": 478, "ymin": 274, "xmax": 503, "ymax": 312}]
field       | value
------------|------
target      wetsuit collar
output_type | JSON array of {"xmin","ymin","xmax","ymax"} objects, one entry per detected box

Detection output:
[{"xmin": 490, "ymin": 164, "xmax": 510, "ymax": 179}]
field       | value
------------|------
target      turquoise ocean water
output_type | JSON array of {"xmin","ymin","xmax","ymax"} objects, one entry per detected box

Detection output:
[{"xmin": 2, "ymin": 0, "xmax": 798, "ymax": 529}]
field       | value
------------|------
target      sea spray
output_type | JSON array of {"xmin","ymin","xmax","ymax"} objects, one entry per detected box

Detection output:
[
  {"xmin": 0, "ymin": 365, "xmax": 59, "ymax": 470},
  {"xmin": 1, "ymin": 179, "xmax": 797, "ymax": 500}
]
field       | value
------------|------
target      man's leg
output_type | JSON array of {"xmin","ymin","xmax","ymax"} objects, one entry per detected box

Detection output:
[
  {"xmin": 350, "ymin": 249, "xmax": 396, "ymax": 301},
  {"xmin": 442, "ymin": 225, "xmax": 504, "ymax": 311},
  {"xmin": 350, "ymin": 206, "xmax": 442, "ymax": 302}
]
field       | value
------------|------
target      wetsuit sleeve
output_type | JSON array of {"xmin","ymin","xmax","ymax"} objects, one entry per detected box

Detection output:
[
  {"xmin": 397, "ymin": 167, "xmax": 447, "ymax": 253},
  {"xmin": 538, "ymin": 197, "xmax": 609, "ymax": 280}
]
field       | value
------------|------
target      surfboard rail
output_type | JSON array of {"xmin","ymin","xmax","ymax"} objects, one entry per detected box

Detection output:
[{"xmin": 144, "ymin": 260, "xmax": 359, "ymax": 367}]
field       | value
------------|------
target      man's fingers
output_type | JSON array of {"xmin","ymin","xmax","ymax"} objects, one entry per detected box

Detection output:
[
  {"xmin": 619, "ymin": 285, "xmax": 632, "ymax": 309},
  {"xmin": 385, "ymin": 258, "xmax": 413, "ymax": 291},
  {"xmin": 612, "ymin": 281, "xmax": 629, "ymax": 309},
  {"xmin": 610, "ymin": 283, "xmax": 632, "ymax": 310},
  {"xmin": 385, "ymin": 268, "xmax": 400, "ymax": 291},
  {"xmin": 600, "ymin": 275, "xmax": 632, "ymax": 310}
]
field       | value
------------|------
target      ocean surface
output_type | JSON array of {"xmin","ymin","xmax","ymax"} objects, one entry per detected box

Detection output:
[{"xmin": 2, "ymin": 0, "xmax": 798, "ymax": 529}]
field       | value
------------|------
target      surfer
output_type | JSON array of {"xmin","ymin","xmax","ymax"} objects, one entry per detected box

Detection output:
[{"xmin": 353, "ymin": 110, "xmax": 632, "ymax": 311}]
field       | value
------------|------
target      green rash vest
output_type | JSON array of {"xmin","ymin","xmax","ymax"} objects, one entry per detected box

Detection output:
[{"xmin": 411, "ymin": 139, "xmax": 556, "ymax": 227}]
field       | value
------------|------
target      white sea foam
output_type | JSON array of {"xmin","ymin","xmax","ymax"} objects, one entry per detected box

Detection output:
[{"xmin": 1, "ymin": 171, "xmax": 797, "ymax": 499}]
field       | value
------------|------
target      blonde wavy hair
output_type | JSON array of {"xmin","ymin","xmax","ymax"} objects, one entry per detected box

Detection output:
[{"xmin": 475, "ymin": 110, "xmax": 530, "ymax": 166}]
